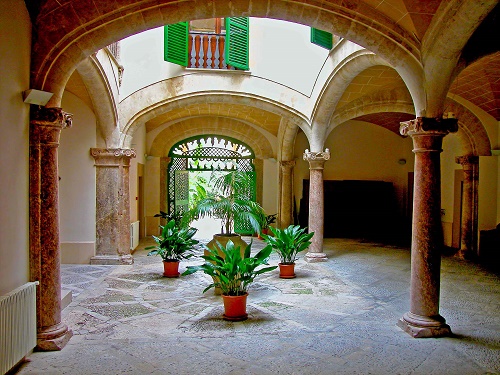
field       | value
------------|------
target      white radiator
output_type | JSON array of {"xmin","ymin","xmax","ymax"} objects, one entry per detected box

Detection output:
[
  {"xmin": 130, "ymin": 220, "xmax": 140, "ymax": 250},
  {"xmin": 0, "ymin": 281, "xmax": 38, "ymax": 374}
]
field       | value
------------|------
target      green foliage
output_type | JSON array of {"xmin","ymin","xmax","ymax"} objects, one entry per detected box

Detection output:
[
  {"xmin": 182, "ymin": 240, "xmax": 277, "ymax": 296},
  {"xmin": 146, "ymin": 220, "xmax": 199, "ymax": 262},
  {"xmin": 262, "ymin": 225, "xmax": 314, "ymax": 264},
  {"xmin": 262, "ymin": 213, "xmax": 277, "ymax": 230},
  {"xmin": 154, "ymin": 210, "xmax": 184, "ymax": 228},
  {"xmin": 185, "ymin": 170, "xmax": 264, "ymax": 235}
]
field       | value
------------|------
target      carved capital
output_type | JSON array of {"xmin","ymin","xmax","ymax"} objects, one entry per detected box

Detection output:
[
  {"xmin": 400, "ymin": 117, "xmax": 458, "ymax": 137},
  {"xmin": 280, "ymin": 160, "xmax": 295, "ymax": 173},
  {"xmin": 303, "ymin": 149, "xmax": 330, "ymax": 162},
  {"xmin": 91, "ymin": 148, "xmax": 136, "ymax": 167},
  {"xmin": 303, "ymin": 149, "xmax": 330, "ymax": 170},
  {"xmin": 30, "ymin": 107, "xmax": 72, "ymax": 147},
  {"xmin": 455, "ymin": 155, "xmax": 479, "ymax": 166},
  {"xmin": 31, "ymin": 107, "xmax": 72, "ymax": 129},
  {"xmin": 91, "ymin": 148, "xmax": 137, "ymax": 158}
]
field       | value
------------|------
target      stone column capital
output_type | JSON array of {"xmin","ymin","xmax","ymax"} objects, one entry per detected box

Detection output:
[
  {"xmin": 400, "ymin": 117, "xmax": 458, "ymax": 153},
  {"xmin": 90, "ymin": 148, "xmax": 136, "ymax": 167},
  {"xmin": 303, "ymin": 148, "xmax": 330, "ymax": 170},
  {"xmin": 31, "ymin": 107, "xmax": 73, "ymax": 128},
  {"xmin": 400, "ymin": 117, "xmax": 458, "ymax": 137},
  {"xmin": 279, "ymin": 160, "xmax": 295, "ymax": 173},
  {"xmin": 455, "ymin": 155, "xmax": 479, "ymax": 167},
  {"xmin": 161, "ymin": 156, "xmax": 171, "ymax": 163},
  {"xmin": 31, "ymin": 107, "xmax": 72, "ymax": 147}
]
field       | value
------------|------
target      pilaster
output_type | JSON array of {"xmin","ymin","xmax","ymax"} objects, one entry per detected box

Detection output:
[
  {"xmin": 90, "ymin": 148, "xmax": 136, "ymax": 265},
  {"xmin": 279, "ymin": 160, "xmax": 295, "ymax": 228},
  {"xmin": 455, "ymin": 155, "xmax": 479, "ymax": 259},
  {"xmin": 303, "ymin": 149, "xmax": 330, "ymax": 262},
  {"xmin": 397, "ymin": 117, "xmax": 457, "ymax": 338}
]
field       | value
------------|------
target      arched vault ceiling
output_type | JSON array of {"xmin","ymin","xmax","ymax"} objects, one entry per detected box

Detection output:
[
  {"xmin": 146, "ymin": 103, "xmax": 281, "ymax": 137},
  {"xmin": 149, "ymin": 117, "xmax": 274, "ymax": 159},
  {"xmin": 65, "ymin": 71, "xmax": 92, "ymax": 110},
  {"xmin": 450, "ymin": 52, "xmax": 500, "ymax": 120},
  {"xmin": 354, "ymin": 112, "xmax": 415, "ymax": 135},
  {"xmin": 336, "ymin": 66, "xmax": 406, "ymax": 110}
]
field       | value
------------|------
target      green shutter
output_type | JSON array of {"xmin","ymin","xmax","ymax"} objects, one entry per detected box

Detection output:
[
  {"xmin": 225, "ymin": 17, "xmax": 249, "ymax": 70},
  {"xmin": 311, "ymin": 27, "xmax": 333, "ymax": 50},
  {"xmin": 164, "ymin": 22, "xmax": 189, "ymax": 66}
]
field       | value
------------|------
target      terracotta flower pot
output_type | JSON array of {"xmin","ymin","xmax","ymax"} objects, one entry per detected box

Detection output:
[
  {"xmin": 278, "ymin": 263, "xmax": 296, "ymax": 279},
  {"xmin": 163, "ymin": 260, "xmax": 180, "ymax": 277},
  {"xmin": 222, "ymin": 293, "xmax": 248, "ymax": 321}
]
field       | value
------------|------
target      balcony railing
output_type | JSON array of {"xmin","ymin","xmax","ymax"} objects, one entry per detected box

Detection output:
[{"xmin": 188, "ymin": 32, "xmax": 235, "ymax": 70}]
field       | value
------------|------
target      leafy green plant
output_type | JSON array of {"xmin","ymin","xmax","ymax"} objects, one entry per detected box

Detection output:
[
  {"xmin": 262, "ymin": 225, "xmax": 314, "ymax": 264},
  {"xmin": 154, "ymin": 210, "xmax": 184, "ymax": 228},
  {"xmin": 146, "ymin": 220, "xmax": 199, "ymax": 262},
  {"xmin": 185, "ymin": 170, "xmax": 264, "ymax": 235},
  {"xmin": 182, "ymin": 240, "xmax": 277, "ymax": 295},
  {"xmin": 262, "ymin": 213, "xmax": 277, "ymax": 230}
]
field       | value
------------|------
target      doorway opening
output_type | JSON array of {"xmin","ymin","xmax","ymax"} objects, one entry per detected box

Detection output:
[{"xmin": 167, "ymin": 135, "xmax": 257, "ymax": 236}]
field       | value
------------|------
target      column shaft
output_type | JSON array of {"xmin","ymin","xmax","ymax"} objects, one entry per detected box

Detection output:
[
  {"xmin": 91, "ymin": 148, "xmax": 136, "ymax": 264},
  {"xmin": 397, "ymin": 117, "xmax": 457, "ymax": 338},
  {"xmin": 456, "ymin": 155, "xmax": 479, "ymax": 259},
  {"xmin": 30, "ymin": 107, "xmax": 73, "ymax": 351},
  {"xmin": 303, "ymin": 149, "xmax": 330, "ymax": 262},
  {"xmin": 279, "ymin": 160, "xmax": 295, "ymax": 228}
]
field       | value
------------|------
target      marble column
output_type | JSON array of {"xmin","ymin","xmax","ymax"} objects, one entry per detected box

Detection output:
[
  {"xmin": 455, "ymin": 155, "xmax": 479, "ymax": 260},
  {"xmin": 303, "ymin": 149, "xmax": 330, "ymax": 262},
  {"xmin": 90, "ymin": 148, "xmax": 136, "ymax": 265},
  {"xmin": 279, "ymin": 160, "xmax": 295, "ymax": 228},
  {"xmin": 397, "ymin": 117, "xmax": 458, "ymax": 338},
  {"xmin": 29, "ymin": 107, "xmax": 73, "ymax": 350}
]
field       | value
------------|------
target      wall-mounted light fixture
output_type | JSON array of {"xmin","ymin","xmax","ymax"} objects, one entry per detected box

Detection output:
[
  {"xmin": 398, "ymin": 158, "xmax": 407, "ymax": 165},
  {"xmin": 22, "ymin": 89, "xmax": 53, "ymax": 106}
]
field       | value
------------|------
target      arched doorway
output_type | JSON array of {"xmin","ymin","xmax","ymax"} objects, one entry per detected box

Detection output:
[{"xmin": 167, "ymin": 134, "xmax": 257, "ymax": 234}]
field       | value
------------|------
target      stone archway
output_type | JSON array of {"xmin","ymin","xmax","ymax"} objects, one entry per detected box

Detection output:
[{"xmin": 166, "ymin": 134, "xmax": 258, "ymax": 235}]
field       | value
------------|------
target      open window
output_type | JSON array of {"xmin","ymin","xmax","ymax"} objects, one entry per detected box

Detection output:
[{"xmin": 164, "ymin": 17, "xmax": 249, "ymax": 70}]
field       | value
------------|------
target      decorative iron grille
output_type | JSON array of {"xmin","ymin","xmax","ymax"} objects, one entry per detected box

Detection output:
[{"xmin": 167, "ymin": 135, "xmax": 256, "ymax": 234}]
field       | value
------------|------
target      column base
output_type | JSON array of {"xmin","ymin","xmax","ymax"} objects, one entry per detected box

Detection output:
[
  {"xmin": 455, "ymin": 249, "xmax": 477, "ymax": 261},
  {"xmin": 90, "ymin": 254, "xmax": 134, "ymax": 265},
  {"xmin": 397, "ymin": 312, "xmax": 451, "ymax": 338},
  {"xmin": 305, "ymin": 252, "xmax": 328, "ymax": 262},
  {"xmin": 36, "ymin": 323, "xmax": 73, "ymax": 351}
]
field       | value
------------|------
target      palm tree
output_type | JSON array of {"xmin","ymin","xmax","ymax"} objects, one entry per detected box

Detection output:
[{"xmin": 185, "ymin": 170, "xmax": 264, "ymax": 235}]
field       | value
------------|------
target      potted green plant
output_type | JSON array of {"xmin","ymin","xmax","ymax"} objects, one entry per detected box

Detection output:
[
  {"xmin": 261, "ymin": 213, "xmax": 277, "ymax": 235},
  {"xmin": 182, "ymin": 240, "xmax": 277, "ymax": 321},
  {"xmin": 262, "ymin": 225, "xmax": 314, "ymax": 279},
  {"xmin": 184, "ymin": 170, "xmax": 265, "ymax": 257},
  {"xmin": 146, "ymin": 219, "xmax": 199, "ymax": 277}
]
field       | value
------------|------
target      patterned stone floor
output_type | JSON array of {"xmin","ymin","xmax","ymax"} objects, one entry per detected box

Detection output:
[{"xmin": 16, "ymin": 237, "xmax": 500, "ymax": 375}]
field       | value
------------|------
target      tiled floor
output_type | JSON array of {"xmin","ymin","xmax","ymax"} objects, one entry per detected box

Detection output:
[{"xmin": 16, "ymin": 237, "xmax": 500, "ymax": 375}]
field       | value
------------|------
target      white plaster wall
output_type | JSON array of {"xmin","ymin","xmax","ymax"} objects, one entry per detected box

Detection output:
[
  {"xmin": 249, "ymin": 18, "xmax": 329, "ymax": 95},
  {"xmin": 130, "ymin": 124, "xmax": 146, "ymax": 222},
  {"xmin": 294, "ymin": 122, "xmax": 414, "ymax": 224},
  {"xmin": 0, "ymin": 0, "xmax": 31, "ymax": 295},
  {"xmin": 119, "ymin": 18, "xmax": 329, "ymax": 99},
  {"xmin": 120, "ymin": 27, "xmax": 185, "ymax": 99},
  {"xmin": 59, "ymin": 91, "xmax": 97, "ymax": 263}
]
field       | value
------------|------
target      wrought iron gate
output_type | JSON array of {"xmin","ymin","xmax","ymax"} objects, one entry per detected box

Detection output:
[{"xmin": 167, "ymin": 135, "xmax": 256, "ymax": 234}]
